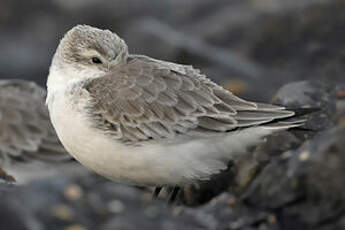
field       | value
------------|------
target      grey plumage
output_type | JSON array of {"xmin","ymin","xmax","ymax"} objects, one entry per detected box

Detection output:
[
  {"xmin": 83, "ymin": 55, "xmax": 298, "ymax": 144},
  {"xmin": 0, "ymin": 80, "xmax": 70, "ymax": 167}
]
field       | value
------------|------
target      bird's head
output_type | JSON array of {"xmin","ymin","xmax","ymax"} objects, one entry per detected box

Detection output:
[{"xmin": 49, "ymin": 25, "xmax": 128, "ymax": 85}]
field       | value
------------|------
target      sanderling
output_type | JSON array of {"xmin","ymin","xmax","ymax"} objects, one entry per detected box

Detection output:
[{"xmin": 47, "ymin": 25, "xmax": 305, "ymax": 202}]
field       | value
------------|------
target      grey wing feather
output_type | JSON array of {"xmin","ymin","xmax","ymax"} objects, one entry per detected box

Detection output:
[
  {"xmin": 0, "ymin": 80, "xmax": 71, "ymax": 164},
  {"xmin": 84, "ymin": 56, "xmax": 299, "ymax": 143}
]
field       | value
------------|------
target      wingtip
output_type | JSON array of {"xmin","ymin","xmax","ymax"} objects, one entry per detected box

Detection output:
[{"xmin": 261, "ymin": 119, "xmax": 306, "ymax": 130}]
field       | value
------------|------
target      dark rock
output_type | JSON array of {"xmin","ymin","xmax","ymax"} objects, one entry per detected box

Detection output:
[
  {"xmin": 0, "ymin": 173, "xmax": 275, "ymax": 230},
  {"xmin": 241, "ymin": 81, "xmax": 345, "ymax": 229},
  {"xmin": 243, "ymin": 126, "xmax": 345, "ymax": 229}
]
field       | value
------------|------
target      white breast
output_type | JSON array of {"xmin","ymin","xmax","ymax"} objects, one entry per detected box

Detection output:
[
  {"xmin": 47, "ymin": 88, "xmax": 195, "ymax": 186},
  {"xmin": 48, "ymin": 92, "xmax": 143, "ymax": 184}
]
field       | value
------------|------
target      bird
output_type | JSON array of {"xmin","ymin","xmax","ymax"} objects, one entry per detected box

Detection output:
[
  {"xmin": 0, "ymin": 80, "xmax": 71, "ymax": 182},
  {"xmin": 46, "ymin": 25, "xmax": 305, "ymax": 203}
]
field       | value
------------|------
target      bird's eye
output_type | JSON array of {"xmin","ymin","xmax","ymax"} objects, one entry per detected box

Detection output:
[{"xmin": 91, "ymin": 57, "xmax": 102, "ymax": 64}]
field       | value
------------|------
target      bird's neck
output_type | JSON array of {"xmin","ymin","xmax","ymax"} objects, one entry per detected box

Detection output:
[
  {"xmin": 46, "ymin": 65, "xmax": 64, "ymax": 104},
  {"xmin": 46, "ymin": 64, "xmax": 80, "ymax": 109}
]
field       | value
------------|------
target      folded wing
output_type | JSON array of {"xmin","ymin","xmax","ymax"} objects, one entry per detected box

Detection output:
[{"xmin": 84, "ymin": 56, "xmax": 299, "ymax": 143}]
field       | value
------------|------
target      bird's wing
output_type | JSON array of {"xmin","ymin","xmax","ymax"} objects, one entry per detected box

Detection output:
[
  {"xmin": 83, "ymin": 56, "xmax": 296, "ymax": 143},
  {"xmin": 0, "ymin": 80, "xmax": 71, "ymax": 164}
]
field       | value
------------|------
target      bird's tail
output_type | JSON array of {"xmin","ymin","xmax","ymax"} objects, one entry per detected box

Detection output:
[{"xmin": 261, "ymin": 106, "xmax": 319, "ymax": 130}]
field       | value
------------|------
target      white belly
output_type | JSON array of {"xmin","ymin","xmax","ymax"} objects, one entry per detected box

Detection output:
[
  {"xmin": 48, "ymin": 93, "xmax": 188, "ymax": 186},
  {"xmin": 48, "ymin": 90, "xmax": 272, "ymax": 187}
]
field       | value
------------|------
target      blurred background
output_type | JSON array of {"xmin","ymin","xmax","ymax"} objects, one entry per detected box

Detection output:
[
  {"xmin": 1, "ymin": 0, "xmax": 345, "ymax": 229},
  {"xmin": 1, "ymin": 0, "xmax": 344, "ymax": 101}
]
